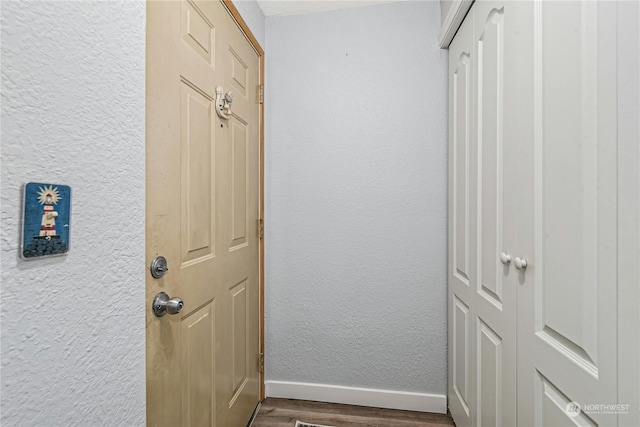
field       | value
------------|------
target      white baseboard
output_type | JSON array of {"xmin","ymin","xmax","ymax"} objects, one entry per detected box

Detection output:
[{"xmin": 264, "ymin": 380, "xmax": 447, "ymax": 414}]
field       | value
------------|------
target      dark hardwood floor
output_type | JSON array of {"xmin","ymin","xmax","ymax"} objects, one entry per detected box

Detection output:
[{"xmin": 251, "ymin": 398, "xmax": 455, "ymax": 427}]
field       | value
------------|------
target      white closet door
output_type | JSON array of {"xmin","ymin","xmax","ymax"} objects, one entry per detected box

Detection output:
[
  {"xmin": 515, "ymin": 2, "xmax": 619, "ymax": 426},
  {"xmin": 472, "ymin": 1, "xmax": 518, "ymax": 426},
  {"xmin": 448, "ymin": 1, "xmax": 518, "ymax": 425},
  {"xmin": 448, "ymin": 13, "xmax": 475, "ymax": 427}
]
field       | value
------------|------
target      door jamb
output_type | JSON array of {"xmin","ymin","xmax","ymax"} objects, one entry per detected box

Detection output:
[{"xmin": 221, "ymin": 0, "xmax": 266, "ymax": 401}]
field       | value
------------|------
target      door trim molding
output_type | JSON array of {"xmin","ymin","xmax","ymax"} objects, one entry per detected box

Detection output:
[
  {"xmin": 265, "ymin": 381, "xmax": 447, "ymax": 414},
  {"xmin": 222, "ymin": 0, "xmax": 266, "ymax": 401},
  {"xmin": 439, "ymin": 0, "xmax": 474, "ymax": 48}
]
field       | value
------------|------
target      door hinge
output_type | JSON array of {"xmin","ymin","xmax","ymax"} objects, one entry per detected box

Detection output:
[
  {"xmin": 257, "ymin": 219, "xmax": 264, "ymax": 239},
  {"xmin": 258, "ymin": 84, "xmax": 264, "ymax": 104},
  {"xmin": 259, "ymin": 353, "xmax": 264, "ymax": 373}
]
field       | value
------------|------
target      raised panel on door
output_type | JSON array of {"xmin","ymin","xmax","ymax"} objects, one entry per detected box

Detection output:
[
  {"xmin": 477, "ymin": 320, "xmax": 502, "ymax": 427},
  {"xmin": 230, "ymin": 279, "xmax": 249, "ymax": 402},
  {"xmin": 181, "ymin": 301, "xmax": 216, "ymax": 427},
  {"xmin": 448, "ymin": 11, "xmax": 474, "ymax": 427},
  {"xmin": 472, "ymin": 1, "xmax": 517, "ymax": 426},
  {"xmin": 453, "ymin": 296, "xmax": 471, "ymax": 417},
  {"xmin": 536, "ymin": 373, "xmax": 598, "ymax": 427},
  {"xmin": 181, "ymin": 0, "xmax": 215, "ymax": 65},
  {"xmin": 180, "ymin": 79, "xmax": 216, "ymax": 266},
  {"xmin": 476, "ymin": 6, "xmax": 505, "ymax": 310},
  {"xmin": 453, "ymin": 49, "xmax": 471, "ymax": 289},
  {"xmin": 230, "ymin": 120, "xmax": 248, "ymax": 250},
  {"xmin": 516, "ymin": 1, "xmax": 618, "ymax": 425},
  {"xmin": 229, "ymin": 47, "xmax": 248, "ymax": 98}
]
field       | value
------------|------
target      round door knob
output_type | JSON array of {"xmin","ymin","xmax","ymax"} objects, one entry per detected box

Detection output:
[
  {"xmin": 514, "ymin": 257, "xmax": 528, "ymax": 271},
  {"xmin": 500, "ymin": 252, "xmax": 511, "ymax": 265},
  {"xmin": 153, "ymin": 292, "xmax": 184, "ymax": 317}
]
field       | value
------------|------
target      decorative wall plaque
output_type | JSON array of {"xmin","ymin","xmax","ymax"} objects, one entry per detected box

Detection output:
[{"xmin": 21, "ymin": 182, "xmax": 71, "ymax": 259}]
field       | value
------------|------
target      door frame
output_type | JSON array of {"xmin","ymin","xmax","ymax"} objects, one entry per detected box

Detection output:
[{"xmin": 221, "ymin": 0, "xmax": 266, "ymax": 400}]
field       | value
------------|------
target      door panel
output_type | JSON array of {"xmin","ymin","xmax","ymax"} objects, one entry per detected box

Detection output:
[
  {"xmin": 516, "ymin": 1, "xmax": 618, "ymax": 425},
  {"xmin": 448, "ymin": 11, "xmax": 475, "ymax": 427},
  {"xmin": 180, "ymin": 80, "xmax": 215, "ymax": 264},
  {"xmin": 537, "ymin": 373, "xmax": 598, "ymax": 427},
  {"xmin": 453, "ymin": 50, "xmax": 471, "ymax": 287},
  {"xmin": 231, "ymin": 279, "xmax": 248, "ymax": 396},
  {"xmin": 181, "ymin": 302, "xmax": 215, "ymax": 427},
  {"xmin": 477, "ymin": 6, "xmax": 505, "ymax": 309},
  {"xmin": 538, "ymin": 0, "xmax": 599, "ymax": 369},
  {"xmin": 477, "ymin": 320, "xmax": 502, "ymax": 427},
  {"xmin": 453, "ymin": 295, "xmax": 471, "ymax": 416},
  {"xmin": 231, "ymin": 121, "xmax": 248, "ymax": 248},
  {"xmin": 473, "ymin": 1, "xmax": 517, "ymax": 426},
  {"xmin": 147, "ymin": 1, "xmax": 260, "ymax": 426},
  {"xmin": 448, "ymin": 2, "xmax": 517, "ymax": 426},
  {"xmin": 182, "ymin": 0, "xmax": 215, "ymax": 64},
  {"xmin": 230, "ymin": 48, "xmax": 248, "ymax": 96}
]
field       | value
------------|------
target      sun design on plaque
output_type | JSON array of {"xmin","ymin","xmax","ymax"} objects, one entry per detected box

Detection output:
[{"xmin": 37, "ymin": 185, "xmax": 60, "ymax": 206}]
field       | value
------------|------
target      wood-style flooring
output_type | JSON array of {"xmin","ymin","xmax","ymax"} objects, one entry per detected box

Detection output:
[{"xmin": 251, "ymin": 398, "xmax": 455, "ymax": 427}]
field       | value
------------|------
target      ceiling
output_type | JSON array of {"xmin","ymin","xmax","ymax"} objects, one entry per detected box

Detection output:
[{"xmin": 255, "ymin": 0, "xmax": 411, "ymax": 17}]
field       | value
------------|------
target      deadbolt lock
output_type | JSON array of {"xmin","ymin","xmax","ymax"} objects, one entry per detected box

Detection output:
[{"xmin": 150, "ymin": 256, "xmax": 169, "ymax": 279}]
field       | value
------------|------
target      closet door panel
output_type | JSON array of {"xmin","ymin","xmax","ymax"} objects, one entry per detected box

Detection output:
[
  {"xmin": 477, "ymin": 319, "xmax": 502, "ymax": 427},
  {"xmin": 539, "ymin": 2, "xmax": 599, "ymax": 360},
  {"xmin": 517, "ymin": 2, "xmax": 618, "ymax": 425},
  {"xmin": 448, "ymin": 12, "xmax": 475, "ymax": 427},
  {"xmin": 454, "ymin": 51, "xmax": 472, "ymax": 289},
  {"xmin": 477, "ymin": 5, "xmax": 505, "ymax": 310},
  {"xmin": 473, "ymin": 1, "xmax": 517, "ymax": 426}
]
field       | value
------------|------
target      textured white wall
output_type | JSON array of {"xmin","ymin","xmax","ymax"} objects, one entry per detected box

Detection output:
[
  {"xmin": 265, "ymin": 1, "xmax": 448, "ymax": 395},
  {"xmin": 1, "ymin": 1, "xmax": 146, "ymax": 425},
  {"xmin": 234, "ymin": 0, "xmax": 266, "ymax": 49}
]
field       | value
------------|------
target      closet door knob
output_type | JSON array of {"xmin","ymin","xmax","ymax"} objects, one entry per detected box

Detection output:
[
  {"xmin": 500, "ymin": 252, "xmax": 511, "ymax": 265},
  {"xmin": 514, "ymin": 257, "xmax": 528, "ymax": 271}
]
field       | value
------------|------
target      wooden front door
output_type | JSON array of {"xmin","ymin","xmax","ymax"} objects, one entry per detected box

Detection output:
[{"xmin": 146, "ymin": 1, "xmax": 261, "ymax": 426}]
